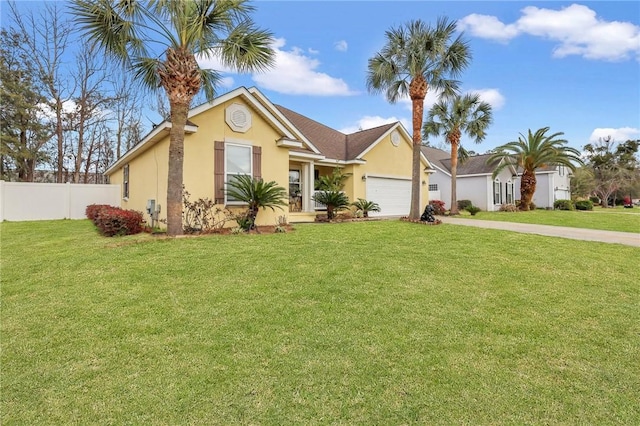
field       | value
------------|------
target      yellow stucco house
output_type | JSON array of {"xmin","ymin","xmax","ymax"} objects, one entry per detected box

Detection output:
[{"xmin": 105, "ymin": 86, "xmax": 433, "ymax": 227}]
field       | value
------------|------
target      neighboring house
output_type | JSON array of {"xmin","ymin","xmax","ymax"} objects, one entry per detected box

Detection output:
[
  {"xmin": 421, "ymin": 146, "xmax": 517, "ymax": 212},
  {"xmin": 105, "ymin": 86, "xmax": 432, "ymax": 226},
  {"xmin": 515, "ymin": 164, "xmax": 572, "ymax": 209}
]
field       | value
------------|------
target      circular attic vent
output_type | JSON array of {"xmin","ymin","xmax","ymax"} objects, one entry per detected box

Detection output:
[
  {"xmin": 225, "ymin": 103, "xmax": 252, "ymax": 133},
  {"xmin": 390, "ymin": 130, "xmax": 400, "ymax": 147}
]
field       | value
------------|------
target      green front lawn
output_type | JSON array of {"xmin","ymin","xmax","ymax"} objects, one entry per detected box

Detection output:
[
  {"xmin": 462, "ymin": 207, "xmax": 640, "ymax": 233},
  {"xmin": 2, "ymin": 220, "xmax": 639, "ymax": 424}
]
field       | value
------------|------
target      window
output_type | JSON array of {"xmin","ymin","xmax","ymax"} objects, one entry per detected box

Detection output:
[
  {"xmin": 225, "ymin": 143, "xmax": 252, "ymax": 203},
  {"xmin": 505, "ymin": 180, "xmax": 514, "ymax": 204},
  {"xmin": 493, "ymin": 179, "xmax": 502, "ymax": 204},
  {"xmin": 123, "ymin": 164, "xmax": 129, "ymax": 199},
  {"xmin": 428, "ymin": 183, "xmax": 438, "ymax": 191}
]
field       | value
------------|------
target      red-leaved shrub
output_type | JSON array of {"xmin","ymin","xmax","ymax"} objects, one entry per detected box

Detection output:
[
  {"xmin": 86, "ymin": 204, "xmax": 112, "ymax": 224},
  {"xmin": 94, "ymin": 206, "xmax": 144, "ymax": 237},
  {"xmin": 429, "ymin": 200, "xmax": 446, "ymax": 215}
]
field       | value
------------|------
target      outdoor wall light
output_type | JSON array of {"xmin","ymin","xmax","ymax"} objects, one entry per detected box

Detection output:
[{"xmin": 361, "ymin": 175, "xmax": 367, "ymax": 181}]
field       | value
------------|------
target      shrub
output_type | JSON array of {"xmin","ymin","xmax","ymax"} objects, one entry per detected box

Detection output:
[
  {"xmin": 574, "ymin": 200, "xmax": 594, "ymax": 211},
  {"xmin": 429, "ymin": 200, "xmax": 446, "ymax": 215},
  {"xmin": 86, "ymin": 204, "xmax": 111, "ymax": 224},
  {"xmin": 182, "ymin": 188, "xmax": 232, "ymax": 233},
  {"xmin": 589, "ymin": 196, "xmax": 600, "ymax": 205},
  {"xmin": 351, "ymin": 198, "xmax": 381, "ymax": 218},
  {"xmin": 457, "ymin": 200, "xmax": 472, "ymax": 211},
  {"xmin": 554, "ymin": 199, "xmax": 574, "ymax": 211},
  {"xmin": 94, "ymin": 207, "xmax": 144, "ymax": 237},
  {"xmin": 234, "ymin": 212, "xmax": 253, "ymax": 231},
  {"xmin": 499, "ymin": 203, "xmax": 518, "ymax": 212},
  {"xmin": 466, "ymin": 205, "xmax": 481, "ymax": 216}
]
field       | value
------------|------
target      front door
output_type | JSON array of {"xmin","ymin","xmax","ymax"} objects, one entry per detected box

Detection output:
[{"xmin": 289, "ymin": 170, "xmax": 302, "ymax": 212}]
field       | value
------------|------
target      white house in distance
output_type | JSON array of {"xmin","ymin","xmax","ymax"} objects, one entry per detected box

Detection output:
[
  {"xmin": 516, "ymin": 164, "xmax": 572, "ymax": 209},
  {"xmin": 422, "ymin": 146, "xmax": 574, "ymax": 211},
  {"xmin": 421, "ymin": 146, "xmax": 517, "ymax": 212}
]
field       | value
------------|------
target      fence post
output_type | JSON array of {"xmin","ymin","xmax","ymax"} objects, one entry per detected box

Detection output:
[
  {"xmin": 0, "ymin": 180, "xmax": 4, "ymax": 222},
  {"xmin": 65, "ymin": 182, "xmax": 71, "ymax": 219}
]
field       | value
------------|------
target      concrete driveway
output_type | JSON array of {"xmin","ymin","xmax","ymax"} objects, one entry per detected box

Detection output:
[{"xmin": 438, "ymin": 217, "xmax": 640, "ymax": 247}]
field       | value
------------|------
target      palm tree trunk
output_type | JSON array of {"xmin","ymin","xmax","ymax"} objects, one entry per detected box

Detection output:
[
  {"xmin": 166, "ymin": 102, "xmax": 187, "ymax": 236},
  {"xmin": 409, "ymin": 76, "xmax": 427, "ymax": 220},
  {"xmin": 520, "ymin": 169, "xmax": 536, "ymax": 211},
  {"xmin": 450, "ymin": 142, "xmax": 459, "ymax": 215}
]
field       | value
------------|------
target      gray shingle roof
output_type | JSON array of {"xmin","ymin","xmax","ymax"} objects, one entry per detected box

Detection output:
[{"xmin": 421, "ymin": 146, "xmax": 504, "ymax": 176}]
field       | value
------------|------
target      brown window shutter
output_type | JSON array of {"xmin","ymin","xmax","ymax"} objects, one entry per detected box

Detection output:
[
  {"xmin": 214, "ymin": 141, "xmax": 225, "ymax": 204},
  {"xmin": 252, "ymin": 146, "xmax": 262, "ymax": 180}
]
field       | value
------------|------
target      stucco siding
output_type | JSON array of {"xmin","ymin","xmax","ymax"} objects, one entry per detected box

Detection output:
[{"xmin": 359, "ymin": 133, "xmax": 429, "ymax": 212}]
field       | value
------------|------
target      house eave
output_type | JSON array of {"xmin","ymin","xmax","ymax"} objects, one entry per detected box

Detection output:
[{"xmin": 277, "ymin": 137, "xmax": 303, "ymax": 149}]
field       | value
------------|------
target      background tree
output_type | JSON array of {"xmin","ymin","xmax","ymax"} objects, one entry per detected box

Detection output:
[
  {"xmin": 582, "ymin": 137, "xmax": 639, "ymax": 206},
  {"xmin": 489, "ymin": 127, "xmax": 583, "ymax": 211},
  {"xmin": 0, "ymin": 28, "xmax": 52, "ymax": 181},
  {"xmin": 367, "ymin": 17, "xmax": 470, "ymax": 219},
  {"xmin": 72, "ymin": 0, "xmax": 275, "ymax": 236},
  {"xmin": 423, "ymin": 93, "xmax": 493, "ymax": 214},
  {"xmin": 8, "ymin": 2, "xmax": 72, "ymax": 183}
]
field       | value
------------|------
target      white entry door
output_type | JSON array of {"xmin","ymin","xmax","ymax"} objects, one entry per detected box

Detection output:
[{"xmin": 365, "ymin": 176, "xmax": 412, "ymax": 217}]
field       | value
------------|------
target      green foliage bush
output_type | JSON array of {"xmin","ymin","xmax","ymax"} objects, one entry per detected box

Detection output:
[
  {"xmin": 589, "ymin": 196, "xmax": 600, "ymax": 205},
  {"xmin": 457, "ymin": 200, "xmax": 472, "ymax": 211},
  {"xmin": 466, "ymin": 205, "xmax": 481, "ymax": 215},
  {"xmin": 429, "ymin": 200, "xmax": 446, "ymax": 215},
  {"xmin": 554, "ymin": 199, "xmax": 574, "ymax": 210},
  {"xmin": 574, "ymin": 200, "xmax": 594, "ymax": 211}
]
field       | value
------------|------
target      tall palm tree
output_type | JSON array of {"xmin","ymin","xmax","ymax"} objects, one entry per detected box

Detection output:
[
  {"xmin": 489, "ymin": 127, "xmax": 583, "ymax": 211},
  {"xmin": 366, "ymin": 17, "xmax": 470, "ymax": 219},
  {"xmin": 71, "ymin": 0, "xmax": 274, "ymax": 236},
  {"xmin": 423, "ymin": 93, "xmax": 493, "ymax": 214},
  {"xmin": 226, "ymin": 174, "xmax": 287, "ymax": 230}
]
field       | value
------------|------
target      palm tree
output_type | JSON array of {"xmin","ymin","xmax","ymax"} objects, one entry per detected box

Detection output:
[
  {"xmin": 423, "ymin": 93, "xmax": 493, "ymax": 214},
  {"xmin": 312, "ymin": 190, "xmax": 350, "ymax": 220},
  {"xmin": 71, "ymin": 0, "xmax": 274, "ymax": 236},
  {"xmin": 226, "ymin": 174, "xmax": 287, "ymax": 230},
  {"xmin": 367, "ymin": 17, "xmax": 470, "ymax": 219},
  {"xmin": 351, "ymin": 198, "xmax": 381, "ymax": 218},
  {"xmin": 488, "ymin": 127, "xmax": 583, "ymax": 211}
]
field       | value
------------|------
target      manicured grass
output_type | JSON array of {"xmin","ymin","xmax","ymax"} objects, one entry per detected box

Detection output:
[
  {"xmin": 462, "ymin": 207, "xmax": 640, "ymax": 233},
  {"xmin": 2, "ymin": 220, "xmax": 639, "ymax": 424}
]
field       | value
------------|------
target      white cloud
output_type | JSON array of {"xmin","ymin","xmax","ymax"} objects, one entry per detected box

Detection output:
[
  {"xmin": 457, "ymin": 14, "xmax": 518, "ymax": 43},
  {"xmin": 334, "ymin": 40, "xmax": 348, "ymax": 52},
  {"xmin": 218, "ymin": 76, "xmax": 235, "ymax": 88},
  {"xmin": 458, "ymin": 4, "xmax": 640, "ymax": 61},
  {"xmin": 339, "ymin": 115, "xmax": 410, "ymax": 134},
  {"xmin": 467, "ymin": 88, "xmax": 506, "ymax": 110},
  {"xmin": 197, "ymin": 38, "xmax": 356, "ymax": 96},
  {"xmin": 589, "ymin": 127, "xmax": 640, "ymax": 143},
  {"xmin": 308, "ymin": 48, "xmax": 319, "ymax": 54}
]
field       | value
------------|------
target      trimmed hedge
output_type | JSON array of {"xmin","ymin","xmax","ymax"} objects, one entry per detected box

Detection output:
[
  {"xmin": 86, "ymin": 204, "xmax": 144, "ymax": 237},
  {"xmin": 85, "ymin": 204, "xmax": 112, "ymax": 223},
  {"xmin": 457, "ymin": 200, "xmax": 472, "ymax": 211},
  {"xmin": 575, "ymin": 200, "xmax": 594, "ymax": 211},
  {"xmin": 554, "ymin": 199, "xmax": 574, "ymax": 211}
]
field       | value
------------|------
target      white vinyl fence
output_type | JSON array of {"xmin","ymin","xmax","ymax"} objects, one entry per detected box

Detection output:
[{"xmin": 0, "ymin": 181, "xmax": 121, "ymax": 221}]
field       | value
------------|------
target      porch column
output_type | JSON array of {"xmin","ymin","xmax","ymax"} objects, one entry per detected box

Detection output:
[{"xmin": 303, "ymin": 161, "xmax": 314, "ymax": 212}]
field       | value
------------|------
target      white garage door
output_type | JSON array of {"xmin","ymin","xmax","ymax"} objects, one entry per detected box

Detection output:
[{"xmin": 366, "ymin": 176, "xmax": 412, "ymax": 217}]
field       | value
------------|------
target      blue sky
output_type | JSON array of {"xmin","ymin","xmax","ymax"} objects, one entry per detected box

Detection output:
[
  {"xmin": 196, "ymin": 1, "xmax": 640, "ymax": 153},
  {"xmin": 3, "ymin": 1, "xmax": 639, "ymax": 154}
]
